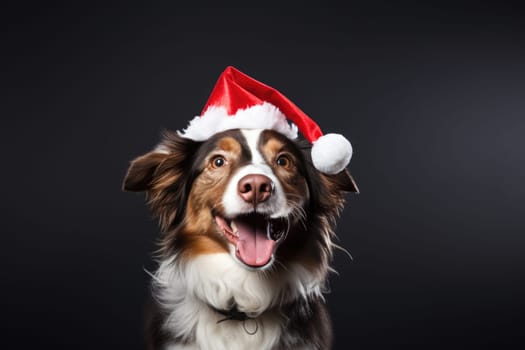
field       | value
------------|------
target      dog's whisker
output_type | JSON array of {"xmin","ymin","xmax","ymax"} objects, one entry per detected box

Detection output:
[
  {"xmin": 332, "ymin": 243, "xmax": 354, "ymax": 262},
  {"xmin": 286, "ymin": 200, "xmax": 308, "ymax": 230}
]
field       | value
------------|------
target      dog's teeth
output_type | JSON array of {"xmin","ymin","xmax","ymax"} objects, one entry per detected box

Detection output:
[{"xmin": 231, "ymin": 221, "xmax": 238, "ymax": 236}]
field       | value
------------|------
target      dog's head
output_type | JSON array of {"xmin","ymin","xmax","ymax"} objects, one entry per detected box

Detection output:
[{"xmin": 123, "ymin": 128, "xmax": 357, "ymax": 272}]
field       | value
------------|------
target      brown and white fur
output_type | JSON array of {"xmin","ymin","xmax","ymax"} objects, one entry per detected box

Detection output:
[{"xmin": 123, "ymin": 128, "xmax": 358, "ymax": 350}]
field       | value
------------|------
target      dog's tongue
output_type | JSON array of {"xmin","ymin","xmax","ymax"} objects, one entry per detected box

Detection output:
[{"xmin": 234, "ymin": 215, "xmax": 275, "ymax": 267}]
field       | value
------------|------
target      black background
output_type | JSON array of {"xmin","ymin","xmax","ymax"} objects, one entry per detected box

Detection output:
[{"xmin": 2, "ymin": 1, "xmax": 525, "ymax": 349}]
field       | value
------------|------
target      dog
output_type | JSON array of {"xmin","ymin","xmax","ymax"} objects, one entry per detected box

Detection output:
[{"xmin": 123, "ymin": 127, "xmax": 358, "ymax": 350}]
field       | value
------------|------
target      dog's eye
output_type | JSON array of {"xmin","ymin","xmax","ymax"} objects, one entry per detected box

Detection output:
[
  {"xmin": 211, "ymin": 156, "xmax": 226, "ymax": 168},
  {"xmin": 276, "ymin": 155, "xmax": 291, "ymax": 168}
]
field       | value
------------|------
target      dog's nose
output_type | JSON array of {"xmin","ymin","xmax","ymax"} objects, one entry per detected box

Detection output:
[{"xmin": 238, "ymin": 174, "xmax": 273, "ymax": 205}]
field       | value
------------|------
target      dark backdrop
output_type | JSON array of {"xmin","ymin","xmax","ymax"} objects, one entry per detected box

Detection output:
[{"xmin": 2, "ymin": 1, "xmax": 525, "ymax": 349}]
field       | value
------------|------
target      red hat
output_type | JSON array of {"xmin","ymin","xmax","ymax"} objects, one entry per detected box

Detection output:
[{"xmin": 179, "ymin": 66, "xmax": 352, "ymax": 174}]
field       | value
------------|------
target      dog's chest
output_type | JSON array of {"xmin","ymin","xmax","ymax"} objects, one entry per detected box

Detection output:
[
  {"xmin": 157, "ymin": 254, "xmax": 282, "ymax": 349},
  {"xmin": 165, "ymin": 299, "xmax": 284, "ymax": 350},
  {"xmin": 155, "ymin": 254, "xmax": 321, "ymax": 350}
]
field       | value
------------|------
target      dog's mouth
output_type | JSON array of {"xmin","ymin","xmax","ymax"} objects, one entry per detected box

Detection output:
[{"xmin": 214, "ymin": 213, "xmax": 288, "ymax": 268}]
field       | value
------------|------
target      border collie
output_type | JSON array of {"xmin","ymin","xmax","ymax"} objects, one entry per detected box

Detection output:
[{"xmin": 123, "ymin": 127, "xmax": 357, "ymax": 349}]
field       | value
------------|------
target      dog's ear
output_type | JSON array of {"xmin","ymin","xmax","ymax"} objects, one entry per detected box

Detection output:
[
  {"xmin": 123, "ymin": 132, "xmax": 201, "ymax": 231},
  {"xmin": 123, "ymin": 152, "xmax": 169, "ymax": 192},
  {"xmin": 323, "ymin": 169, "xmax": 359, "ymax": 194}
]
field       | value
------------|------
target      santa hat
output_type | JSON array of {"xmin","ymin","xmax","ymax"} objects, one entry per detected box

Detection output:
[{"xmin": 179, "ymin": 66, "xmax": 353, "ymax": 174}]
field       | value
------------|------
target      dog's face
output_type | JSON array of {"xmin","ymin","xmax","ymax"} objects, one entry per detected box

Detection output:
[{"xmin": 123, "ymin": 128, "xmax": 357, "ymax": 271}]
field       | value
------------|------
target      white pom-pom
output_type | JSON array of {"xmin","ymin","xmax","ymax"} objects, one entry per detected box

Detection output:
[{"xmin": 311, "ymin": 133, "xmax": 352, "ymax": 174}]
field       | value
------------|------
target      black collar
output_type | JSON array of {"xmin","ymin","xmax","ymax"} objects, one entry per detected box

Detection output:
[
  {"xmin": 210, "ymin": 304, "xmax": 252, "ymax": 323},
  {"xmin": 208, "ymin": 304, "xmax": 259, "ymax": 335}
]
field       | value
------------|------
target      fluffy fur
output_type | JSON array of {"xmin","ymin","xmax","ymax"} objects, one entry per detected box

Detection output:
[{"xmin": 123, "ymin": 128, "xmax": 358, "ymax": 350}]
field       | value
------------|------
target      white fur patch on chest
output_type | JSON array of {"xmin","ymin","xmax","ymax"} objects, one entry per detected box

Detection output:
[{"xmin": 154, "ymin": 253, "xmax": 323, "ymax": 350}]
